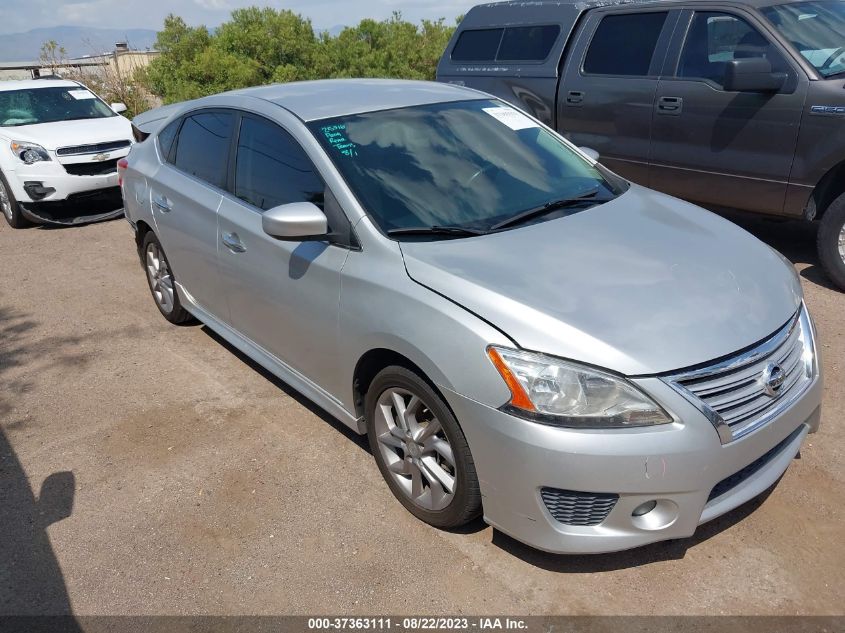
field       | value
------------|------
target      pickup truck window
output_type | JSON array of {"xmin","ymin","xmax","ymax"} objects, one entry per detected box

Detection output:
[
  {"xmin": 678, "ymin": 12, "xmax": 789, "ymax": 86},
  {"xmin": 583, "ymin": 12, "xmax": 668, "ymax": 76},
  {"xmin": 761, "ymin": 0, "xmax": 845, "ymax": 78},
  {"xmin": 451, "ymin": 25, "xmax": 561, "ymax": 62}
]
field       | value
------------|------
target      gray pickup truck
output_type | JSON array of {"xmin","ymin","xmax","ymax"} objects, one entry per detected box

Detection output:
[{"xmin": 437, "ymin": 0, "xmax": 845, "ymax": 289}]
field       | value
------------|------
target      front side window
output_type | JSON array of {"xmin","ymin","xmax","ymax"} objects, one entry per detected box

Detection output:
[
  {"xmin": 172, "ymin": 111, "xmax": 233, "ymax": 189},
  {"xmin": 308, "ymin": 100, "xmax": 622, "ymax": 236},
  {"xmin": 234, "ymin": 116, "xmax": 324, "ymax": 211},
  {"xmin": 0, "ymin": 86, "xmax": 116, "ymax": 127},
  {"xmin": 678, "ymin": 12, "xmax": 790, "ymax": 85},
  {"xmin": 761, "ymin": 0, "xmax": 845, "ymax": 78},
  {"xmin": 583, "ymin": 12, "xmax": 668, "ymax": 76}
]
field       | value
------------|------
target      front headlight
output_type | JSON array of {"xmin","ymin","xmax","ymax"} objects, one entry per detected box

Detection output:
[
  {"xmin": 11, "ymin": 141, "xmax": 51, "ymax": 164},
  {"xmin": 487, "ymin": 346, "xmax": 672, "ymax": 428}
]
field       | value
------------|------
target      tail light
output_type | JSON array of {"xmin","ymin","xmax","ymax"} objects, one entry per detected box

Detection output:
[{"xmin": 117, "ymin": 158, "xmax": 129, "ymax": 187}]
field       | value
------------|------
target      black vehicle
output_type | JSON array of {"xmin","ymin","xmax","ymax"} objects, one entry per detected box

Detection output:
[{"xmin": 437, "ymin": 0, "xmax": 845, "ymax": 289}]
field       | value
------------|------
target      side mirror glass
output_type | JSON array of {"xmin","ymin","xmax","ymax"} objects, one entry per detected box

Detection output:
[
  {"xmin": 579, "ymin": 146, "xmax": 600, "ymax": 162},
  {"xmin": 262, "ymin": 202, "xmax": 328, "ymax": 240},
  {"xmin": 111, "ymin": 102, "xmax": 128, "ymax": 114},
  {"xmin": 723, "ymin": 58, "xmax": 786, "ymax": 92}
]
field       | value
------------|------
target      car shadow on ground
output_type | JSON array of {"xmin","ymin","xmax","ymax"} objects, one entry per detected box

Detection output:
[{"xmin": 0, "ymin": 307, "xmax": 81, "ymax": 626}]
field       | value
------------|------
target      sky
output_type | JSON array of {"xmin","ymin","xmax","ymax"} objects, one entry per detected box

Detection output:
[{"xmin": 0, "ymin": 0, "xmax": 484, "ymax": 34}]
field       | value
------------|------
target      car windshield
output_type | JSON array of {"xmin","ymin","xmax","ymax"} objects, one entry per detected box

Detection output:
[
  {"xmin": 308, "ymin": 99, "xmax": 623, "ymax": 236},
  {"xmin": 761, "ymin": 0, "xmax": 845, "ymax": 77},
  {"xmin": 0, "ymin": 86, "xmax": 116, "ymax": 127}
]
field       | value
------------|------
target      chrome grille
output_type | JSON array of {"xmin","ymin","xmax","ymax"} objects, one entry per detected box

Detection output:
[
  {"xmin": 56, "ymin": 140, "xmax": 131, "ymax": 156},
  {"xmin": 664, "ymin": 307, "xmax": 815, "ymax": 443},
  {"xmin": 540, "ymin": 488, "xmax": 618, "ymax": 526}
]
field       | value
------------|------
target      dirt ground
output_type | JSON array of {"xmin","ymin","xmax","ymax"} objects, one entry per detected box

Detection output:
[{"xmin": 0, "ymin": 211, "xmax": 842, "ymax": 616}]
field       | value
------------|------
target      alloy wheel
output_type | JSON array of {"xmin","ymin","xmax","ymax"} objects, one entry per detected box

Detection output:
[
  {"xmin": 373, "ymin": 387, "xmax": 457, "ymax": 511},
  {"xmin": 0, "ymin": 179, "xmax": 12, "ymax": 222},
  {"xmin": 145, "ymin": 242, "xmax": 175, "ymax": 314},
  {"xmin": 839, "ymin": 222, "xmax": 845, "ymax": 264}
]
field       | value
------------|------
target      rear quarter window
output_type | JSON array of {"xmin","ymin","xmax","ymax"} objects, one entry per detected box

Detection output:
[{"xmin": 583, "ymin": 12, "xmax": 669, "ymax": 76}]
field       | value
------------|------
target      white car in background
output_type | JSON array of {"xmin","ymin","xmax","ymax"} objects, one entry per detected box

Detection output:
[{"xmin": 0, "ymin": 79, "xmax": 133, "ymax": 228}]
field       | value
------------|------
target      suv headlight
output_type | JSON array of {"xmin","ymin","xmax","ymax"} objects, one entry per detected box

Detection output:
[
  {"xmin": 487, "ymin": 346, "xmax": 672, "ymax": 428},
  {"xmin": 11, "ymin": 141, "xmax": 51, "ymax": 164}
]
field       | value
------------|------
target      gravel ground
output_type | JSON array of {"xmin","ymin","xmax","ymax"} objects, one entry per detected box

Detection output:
[{"xmin": 0, "ymin": 212, "xmax": 842, "ymax": 616}]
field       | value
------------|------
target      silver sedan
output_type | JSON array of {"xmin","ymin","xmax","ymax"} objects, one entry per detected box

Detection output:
[{"xmin": 121, "ymin": 79, "xmax": 822, "ymax": 554}]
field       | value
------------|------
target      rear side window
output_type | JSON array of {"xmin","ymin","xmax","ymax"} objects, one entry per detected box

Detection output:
[
  {"xmin": 451, "ymin": 28, "xmax": 504, "ymax": 61},
  {"xmin": 234, "ymin": 116, "xmax": 324, "ymax": 211},
  {"xmin": 497, "ymin": 25, "xmax": 560, "ymax": 61},
  {"xmin": 451, "ymin": 25, "xmax": 561, "ymax": 62},
  {"xmin": 583, "ymin": 12, "xmax": 669, "ymax": 76},
  {"xmin": 157, "ymin": 119, "xmax": 180, "ymax": 162},
  {"xmin": 172, "ymin": 111, "xmax": 234, "ymax": 188}
]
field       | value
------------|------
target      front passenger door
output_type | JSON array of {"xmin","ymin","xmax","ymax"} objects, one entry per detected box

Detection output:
[
  {"xmin": 217, "ymin": 114, "xmax": 351, "ymax": 389},
  {"xmin": 650, "ymin": 10, "xmax": 807, "ymax": 214}
]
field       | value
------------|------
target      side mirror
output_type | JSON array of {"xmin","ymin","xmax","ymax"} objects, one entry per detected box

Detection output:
[
  {"xmin": 579, "ymin": 146, "xmax": 600, "ymax": 162},
  {"xmin": 262, "ymin": 202, "xmax": 328, "ymax": 240},
  {"xmin": 111, "ymin": 102, "xmax": 128, "ymax": 114},
  {"xmin": 37, "ymin": 471, "xmax": 75, "ymax": 527},
  {"xmin": 723, "ymin": 58, "xmax": 786, "ymax": 92}
]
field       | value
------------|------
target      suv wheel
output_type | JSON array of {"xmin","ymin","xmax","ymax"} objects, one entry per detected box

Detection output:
[
  {"xmin": 365, "ymin": 366, "xmax": 481, "ymax": 528},
  {"xmin": 817, "ymin": 191, "xmax": 845, "ymax": 291},
  {"xmin": 0, "ymin": 172, "xmax": 31, "ymax": 229},
  {"xmin": 142, "ymin": 232, "xmax": 192, "ymax": 324}
]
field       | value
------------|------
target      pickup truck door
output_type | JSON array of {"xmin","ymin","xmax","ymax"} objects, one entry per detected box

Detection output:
[
  {"xmin": 557, "ymin": 8, "xmax": 680, "ymax": 184},
  {"xmin": 649, "ymin": 8, "xmax": 808, "ymax": 214}
]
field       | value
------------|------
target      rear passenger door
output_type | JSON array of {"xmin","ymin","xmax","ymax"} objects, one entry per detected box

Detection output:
[
  {"xmin": 558, "ymin": 9, "xmax": 679, "ymax": 184},
  {"xmin": 149, "ymin": 109, "xmax": 233, "ymax": 323},
  {"xmin": 649, "ymin": 9, "xmax": 807, "ymax": 214},
  {"xmin": 216, "ymin": 113, "xmax": 353, "ymax": 389}
]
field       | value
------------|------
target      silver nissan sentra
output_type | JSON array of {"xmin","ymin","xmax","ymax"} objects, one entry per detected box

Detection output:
[{"xmin": 121, "ymin": 79, "xmax": 822, "ymax": 554}]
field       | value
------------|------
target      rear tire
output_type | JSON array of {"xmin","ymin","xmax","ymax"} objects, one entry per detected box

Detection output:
[
  {"xmin": 141, "ymin": 231, "xmax": 193, "ymax": 324},
  {"xmin": 365, "ymin": 365, "xmax": 481, "ymax": 529},
  {"xmin": 0, "ymin": 171, "xmax": 31, "ymax": 229},
  {"xmin": 817, "ymin": 192, "xmax": 845, "ymax": 291}
]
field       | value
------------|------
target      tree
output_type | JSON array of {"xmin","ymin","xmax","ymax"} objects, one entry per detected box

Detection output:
[{"xmin": 140, "ymin": 8, "xmax": 458, "ymax": 107}]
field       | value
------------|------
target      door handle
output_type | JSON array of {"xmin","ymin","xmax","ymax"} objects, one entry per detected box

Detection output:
[
  {"xmin": 222, "ymin": 232, "xmax": 246, "ymax": 254},
  {"xmin": 657, "ymin": 96, "xmax": 683, "ymax": 115},
  {"xmin": 566, "ymin": 90, "xmax": 584, "ymax": 106},
  {"xmin": 152, "ymin": 195, "xmax": 172, "ymax": 212}
]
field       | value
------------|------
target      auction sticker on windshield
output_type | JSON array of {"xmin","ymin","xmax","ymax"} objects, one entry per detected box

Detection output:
[
  {"xmin": 483, "ymin": 106, "xmax": 538, "ymax": 131},
  {"xmin": 68, "ymin": 89, "xmax": 97, "ymax": 100}
]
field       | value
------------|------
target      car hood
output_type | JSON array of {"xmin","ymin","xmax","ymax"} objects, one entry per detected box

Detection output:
[
  {"xmin": 399, "ymin": 186, "xmax": 803, "ymax": 376},
  {"xmin": 3, "ymin": 116, "xmax": 133, "ymax": 150}
]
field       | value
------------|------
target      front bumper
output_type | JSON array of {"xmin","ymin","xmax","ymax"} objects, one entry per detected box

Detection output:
[{"xmin": 442, "ymin": 370, "xmax": 822, "ymax": 554}]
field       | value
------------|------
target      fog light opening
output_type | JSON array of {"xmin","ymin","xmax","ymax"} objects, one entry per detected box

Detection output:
[{"xmin": 632, "ymin": 500, "xmax": 658, "ymax": 517}]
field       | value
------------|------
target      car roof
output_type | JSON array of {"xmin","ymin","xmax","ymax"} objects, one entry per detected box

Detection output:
[
  {"xmin": 0, "ymin": 79, "xmax": 80, "ymax": 92},
  {"xmin": 228, "ymin": 78, "xmax": 488, "ymax": 122}
]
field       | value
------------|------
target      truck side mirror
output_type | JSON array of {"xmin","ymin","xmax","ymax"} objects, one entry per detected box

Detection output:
[{"xmin": 723, "ymin": 58, "xmax": 786, "ymax": 93}]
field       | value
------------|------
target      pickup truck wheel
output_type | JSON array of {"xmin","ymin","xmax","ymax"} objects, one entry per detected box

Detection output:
[
  {"xmin": 142, "ymin": 232, "xmax": 193, "ymax": 324},
  {"xmin": 0, "ymin": 171, "xmax": 31, "ymax": 229},
  {"xmin": 365, "ymin": 366, "xmax": 481, "ymax": 529},
  {"xmin": 817, "ymin": 192, "xmax": 845, "ymax": 291}
]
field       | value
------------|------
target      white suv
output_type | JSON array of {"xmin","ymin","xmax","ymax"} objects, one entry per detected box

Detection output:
[{"xmin": 0, "ymin": 79, "xmax": 134, "ymax": 228}]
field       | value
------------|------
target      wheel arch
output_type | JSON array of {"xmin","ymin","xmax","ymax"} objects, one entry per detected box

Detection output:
[
  {"xmin": 352, "ymin": 347, "xmax": 451, "ymax": 421},
  {"xmin": 809, "ymin": 158, "xmax": 845, "ymax": 220}
]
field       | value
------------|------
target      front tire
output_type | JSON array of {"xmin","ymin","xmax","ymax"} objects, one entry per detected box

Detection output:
[
  {"xmin": 365, "ymin": 366, "xmax": 481, "ymax": 528},
  {"xmin": 142, "ymin": 232, "xmax": 192, "ymax": 324},
  {"xmin": 0, "ymin": 171, "xmax": 31, "ymax": 229},
  {"xmin": 817, "ymin": 191, "xmax": 845, "ymax": 291}
]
